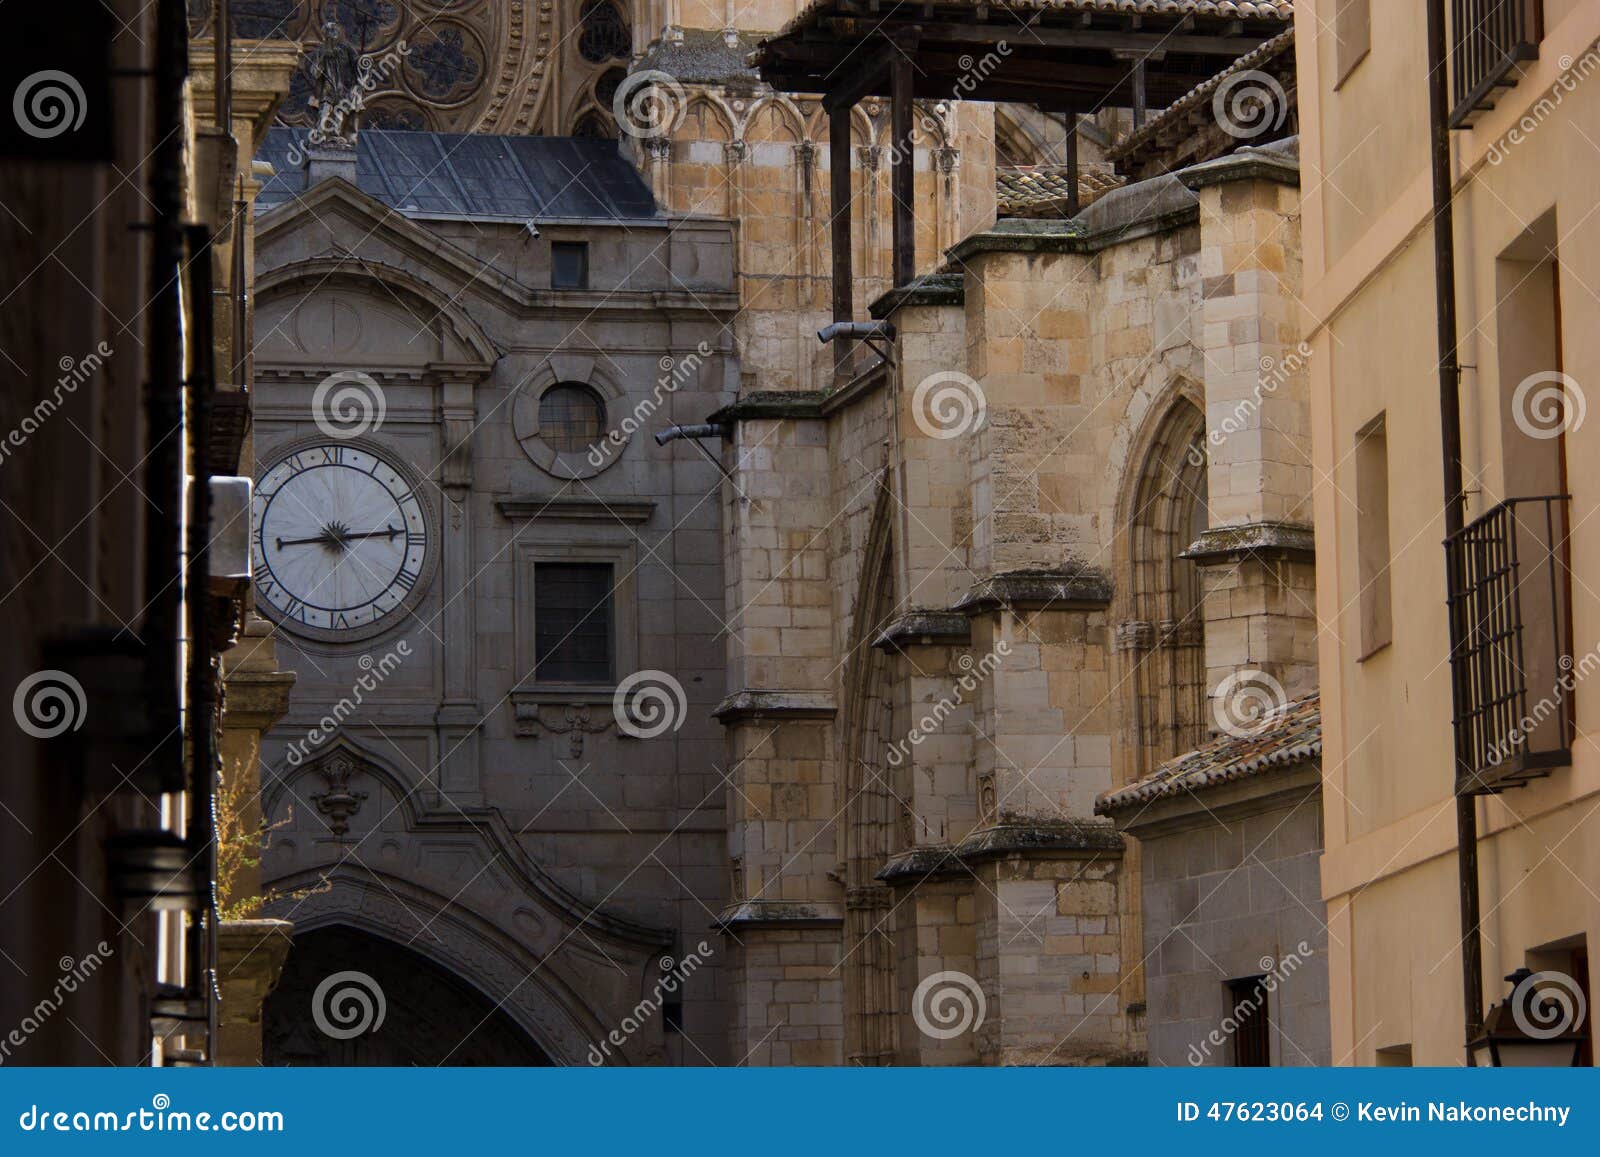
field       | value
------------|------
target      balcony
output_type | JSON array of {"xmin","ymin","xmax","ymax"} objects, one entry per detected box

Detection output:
[
  {"xmin": 1449, "ymin": 0, "xmax": 1544, "ymax": 128},
  {"xmin": 1446, "ymin": 495, "xmax": 1573, "ymax": 794}
]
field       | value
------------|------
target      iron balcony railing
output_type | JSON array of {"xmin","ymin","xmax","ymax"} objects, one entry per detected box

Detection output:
[
  {"xmin": 1448, "ymin": 0, "xmax": 1543, "ymax": 128},
  {"xmin": 1446, "ymin": 495, "xmax": 1573, "ymax": 794}
]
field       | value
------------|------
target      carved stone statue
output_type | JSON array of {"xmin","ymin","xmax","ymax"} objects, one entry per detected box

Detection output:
[{"xmin": 307, "ymin": 20, "xmax": 362, "ymax": 147}]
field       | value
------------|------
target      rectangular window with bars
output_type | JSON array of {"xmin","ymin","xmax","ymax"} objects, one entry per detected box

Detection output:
[
  {"xmin": 1227, "ymin": 976, "xmax": 1272, "ymax": 1067},
  {"xmin": 534, "ymin": 562, "xmax": 615, "ymax": 683}
]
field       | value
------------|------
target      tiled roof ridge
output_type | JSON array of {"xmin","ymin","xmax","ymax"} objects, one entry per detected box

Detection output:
[
  {"xmin": 1095, "ymin": 690, "xmax": 1320, "ymax": 814},
  {"xmin": 761, "ymin": 1, "xmax": 1295, "ymax": 54},
  {"xmin": 1107, "ymin": 26, "xmax": 1297, "ymax": 163}
]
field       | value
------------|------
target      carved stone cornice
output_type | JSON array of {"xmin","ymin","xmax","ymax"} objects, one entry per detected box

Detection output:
[
  {"xmin": 496, "ymin": 495, "xmax": 658, "ymax": 524},
  {"xmin": 1182, "ymin": 520, "xmax": 1315, "ymax": 567},
  {"xmin": 711, "ymin": 689, "xmax": 837, "ymax": 724},
  {"xmin": 876, "ymin": 819, "xmax": 1125, "ymax": 885},
  {"xmin": 872, "ymin": 610, "xmax": 971, "ymax": 651},
  {"xmin": 955, "ymin": 567, "xmax": 1114, "ymax": 615},
  {"xmin": 712, "ymin": 900, "xmax": 844, "ymax": 931}
]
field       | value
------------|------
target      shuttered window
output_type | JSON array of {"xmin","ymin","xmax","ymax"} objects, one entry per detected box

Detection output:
[
  {"xmin": 1227, "ymin": 976, "xmax": 1272, "ymax": 1067},
  {"xmin": 534, "ymin": 563, "xmax": 614, "ymax": 683}
]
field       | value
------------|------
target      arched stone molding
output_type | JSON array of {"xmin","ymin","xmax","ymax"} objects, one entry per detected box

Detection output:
[
  {"xmin": 254, "ymin": 255, "xmax": 499, "ymax": 381},
  {"xmin": 839, "ymin": 476, "xmax": 900, "ymax": 1066},
  {"xmin": 261, "ymin": 735, "xmax": 674, "ymax": 1065},
  {"xmin": 510, "ymin": 353, "xmax": 630, "ymax": 479},
  {"xmin": 1111, "ymin": 381, "xmax": 1209, "ymax": 784}
]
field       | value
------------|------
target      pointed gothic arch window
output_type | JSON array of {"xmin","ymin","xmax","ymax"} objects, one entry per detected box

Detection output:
[
  {"xmin": 572, "ymin": 108, "xmax": 616, "ymax": 140},
  {"xmin": 1124, "ymin": 396, "xmax": 1209, "ymax": 775},
  {"xmin": 578, "ymin": 0, "xmax": 630, "ymax": 63}
]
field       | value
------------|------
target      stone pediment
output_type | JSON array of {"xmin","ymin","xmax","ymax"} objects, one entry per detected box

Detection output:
[
  {"xmin": 261, "ymin": 738, "xmax": 672, "ymax": 1064},
  {"xmin": 255, "ymin": 177, "xmax": 537, "ymax": 316}
]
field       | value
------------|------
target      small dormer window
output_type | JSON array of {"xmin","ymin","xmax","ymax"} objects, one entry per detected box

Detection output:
[{"xmin": 551, "ymin": 241, "xmax": 588, "ymax": 290}]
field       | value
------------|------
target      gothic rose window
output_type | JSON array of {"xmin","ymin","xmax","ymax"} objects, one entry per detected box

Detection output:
[{"xmin": 578, "ymin": 0, "xmax": 630, "ymax": 63}]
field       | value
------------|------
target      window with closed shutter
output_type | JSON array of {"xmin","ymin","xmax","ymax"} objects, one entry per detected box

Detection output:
[{"xmin": 534, "ymin": 563, "xmax": 614, "ymax": 683}]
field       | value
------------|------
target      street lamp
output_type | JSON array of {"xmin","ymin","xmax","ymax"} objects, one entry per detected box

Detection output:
[{"xmin": 1468, "ymin": 968, "xmax": 1588, "ymax": 1067}]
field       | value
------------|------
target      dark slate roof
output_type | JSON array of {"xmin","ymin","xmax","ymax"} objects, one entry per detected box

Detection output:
[
  {"xmin": 255, "ymin": 129, "xmax": 659, "ymax": 221},
  {"xmin": 1095, "ymin": 692, "xmax": 1321, "ymax": 814}
]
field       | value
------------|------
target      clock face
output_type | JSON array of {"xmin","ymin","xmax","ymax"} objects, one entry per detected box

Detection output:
[{"xmin": 252, "ymin": 439, "xmax": 435, "ymax": 642}]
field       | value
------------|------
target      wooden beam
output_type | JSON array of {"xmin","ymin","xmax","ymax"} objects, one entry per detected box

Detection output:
[
  {"xmin": 890, "ymin": 50, "xmax": 915, "ymax": 288},
  {"xmin": 821, "ymin": 33, "xmax": 907, "ymax": 112},
  {"xmin": 829, "ymin": 103, "xmax": 854, "ymax": 325},
  {"xmin": 1065, "ymin": 115, "xmax": 1080, "ymax": 218},
  {"xmin": 905, "ymin": 23, "xmax": 1269, "ymax": 56}
]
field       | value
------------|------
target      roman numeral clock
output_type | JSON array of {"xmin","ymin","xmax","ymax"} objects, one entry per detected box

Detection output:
[{"xmin": 251, "ymin": 436, "xmax": 438, "ymax": 644}]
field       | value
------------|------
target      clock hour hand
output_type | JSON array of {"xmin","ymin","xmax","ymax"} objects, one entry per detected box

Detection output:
[{"xmin": 274, "ymin": 532, "xmax": 340, "ymax": 549}]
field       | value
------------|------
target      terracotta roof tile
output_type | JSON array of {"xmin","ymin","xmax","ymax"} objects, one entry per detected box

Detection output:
[
  {"xmin": 1107, "ymin": 27, "xmax": 1297, "ymax": 169},
  {"xmin": 996, "ymin": 164, "xmax": 1125, "ymax": 217},
  {"xmin": 763, "ymin": 0, "xmax": 1294, "ymax": 48},
  {"xmin": 1095, "ymin": 691, "xmax": 1320, "ymax": 814}
]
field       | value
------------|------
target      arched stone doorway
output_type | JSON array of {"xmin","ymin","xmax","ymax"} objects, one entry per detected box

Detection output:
[{"xmin": 264, "ymin": 926, "xmax": 553, "ymax": 1066}]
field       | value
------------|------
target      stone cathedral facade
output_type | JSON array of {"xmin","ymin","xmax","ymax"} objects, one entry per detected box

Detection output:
[{"xmin": 242, "ymin": 0, "xmax": 1314, "ymax": 1066}]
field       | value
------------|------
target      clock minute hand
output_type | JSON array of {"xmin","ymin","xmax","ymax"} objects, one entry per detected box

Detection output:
[{"xmin": 339, "ymin": 524, "xmax": 404, "ymax": 543}]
